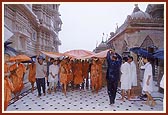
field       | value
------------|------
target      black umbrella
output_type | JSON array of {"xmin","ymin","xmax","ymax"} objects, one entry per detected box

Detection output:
[
  {"xmin": 129, "ymin": 47, "xmax": 153, "ymax": 58},
  {"xmin": 153, "ymin": 48, "xmax": 164, "ymax": 60}
]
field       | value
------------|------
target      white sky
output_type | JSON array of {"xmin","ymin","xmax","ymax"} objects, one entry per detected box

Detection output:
[{"xmin": 59, "ymin": 3, "xmax": 148, "ymax": 52}]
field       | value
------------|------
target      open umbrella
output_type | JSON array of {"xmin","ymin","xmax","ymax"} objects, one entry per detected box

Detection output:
[
  {"xmin": 64, "ymin": 49, "xmax": 95, "ymax": 59},
  {"xmin": 153, "ymin": 48, "xmax": 164, "ymax": 60},
  {"xmin": 40, "ymin": 51, "xmax": 64, "ymax": 59},
  {"xmin": 130, "ymin": 47, "xmax": 153, "ymax": 58},
  {"xmin": 10, "ymin": 54, "xmax": 31, "ymax": 62},
  {"xmin": 83, "ymin": 49, "xmax": 113, "ymax": 59}
]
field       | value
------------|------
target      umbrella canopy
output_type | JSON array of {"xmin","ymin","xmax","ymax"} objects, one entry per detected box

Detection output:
[
  {"xmin": 40, "ymin": 51, "xmax": 64, "ymax": 59},
  {"xmin": 10, "ymin": 55, "xmax": 31, "ymax": 62},
  {"xmin": 64, "ymin": 49, "xmax": 95, "ymax": 59},
  {"xmin": 129, "ymin": 47, "xmax": 153, "ymax": 58},
  {"xmin": 153, "ymin": 48, "xmax": 164, "ymax": 59},
  {"xmin": 83, "ymin": 49, "xmax": 113, "ymax": 59}
]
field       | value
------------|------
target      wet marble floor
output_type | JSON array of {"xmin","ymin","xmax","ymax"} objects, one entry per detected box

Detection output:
[{"xmin": 6, "ymin": 84, "xmax": 164, "ymax": 112}]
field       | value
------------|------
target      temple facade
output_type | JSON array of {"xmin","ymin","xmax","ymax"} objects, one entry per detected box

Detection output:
[{"xmin": 4, "ymin": 4, "xmax": 62, "ymax": 56}]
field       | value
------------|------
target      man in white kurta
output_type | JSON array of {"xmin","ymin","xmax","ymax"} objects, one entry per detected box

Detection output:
[
  {"xmin": 48, "ymin": 60, "xmax": 59, "ymax": 94},
  {"xmin": 140, "ymin": 57, "xmax": 156, "ymax": 106},
  {"xmin": 120, "ymin": 57, "xmax": 131, "ymax": 101},
  {"xmin": 140, "ymin": 62, "xmax": 153, "ymax": 94},
  {"xmin": 128, "ymin": 56, "xmax": 137, "ymax": 98}
]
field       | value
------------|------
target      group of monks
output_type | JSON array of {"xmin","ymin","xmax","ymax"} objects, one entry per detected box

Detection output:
[
  {"xmin": 4, "ymin": 54, "xmax": 25, "ymax": 111},
  {"xmin": 4, "ymin": 54, "xmax": 36, "ymax": 111},
  {"xmin": 59, "ymin": 57, "xmax": 105, "ymax": 96},
  {"xmin": 4, "ymin": 53, "xmax": 105, "ymax": 111}
]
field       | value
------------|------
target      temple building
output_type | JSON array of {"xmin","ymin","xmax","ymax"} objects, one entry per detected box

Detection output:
[{"xmin": 4, "ymin": 4, "xmax": 62, "ymax": 56}]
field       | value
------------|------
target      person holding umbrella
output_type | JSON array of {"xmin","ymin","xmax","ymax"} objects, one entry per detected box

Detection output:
[
  {"xmin": 35, "ymin": 55, "xmax": 47, "ymax": 97},
  {"xmin": 106, "ymin": 49, "xmax": 122, "ymax": 105}
]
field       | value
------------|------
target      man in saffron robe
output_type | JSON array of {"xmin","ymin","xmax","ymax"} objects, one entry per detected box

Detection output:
[
  {"xmin": 97, "ymin": 58, "xmax": 104, "ymax": 90},
  {"xmin": 59, "ymin": 59, "xmax": 68, "ymax": 96},
  {"xmin": 4, "ymin": 53, "xmax": 14, "ymax": 111},
  {"xmin": 28, "ymin": 60, "xmax": 36, "ymax": 93},
  {"xmin": 90, "ymin": 59, "xmax": 99, "ymax": 93},
  {"xmin": 73, "ymin": 60, "xmax": 83, "ymax": 87},
  {"xmin": 9, "ymin": 60, "xmax": 26, "ymax": 100}
]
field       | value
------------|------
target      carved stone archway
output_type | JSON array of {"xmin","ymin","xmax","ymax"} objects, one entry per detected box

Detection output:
[{"xmin": 140, "ymin": 35, "xmax": 154, "ymax": 50}]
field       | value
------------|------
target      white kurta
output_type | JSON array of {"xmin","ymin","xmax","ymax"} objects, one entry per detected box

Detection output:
[
  {"xmin": 140, "ymin": 62, "xmax": 153, "ymax": 94},
  {"xmin": 130, "ymin": 61, "xmax": 137, "ymax": 86},
  {"xmin": 160, "ymin": 74, "xmax": 164, "ymax": 89},
  {"xmin": 120, "ymin": 62, "xmax": 131, "ymax": 90},
  {"xmin": 48, "ymin": 64, "xmax": 59, "ymax": 83}
]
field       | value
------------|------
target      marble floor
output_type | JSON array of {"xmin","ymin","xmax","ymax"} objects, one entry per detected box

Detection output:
[{"xmin": 6, "ymin": 84, "xmax": 164, "ymax": 112}]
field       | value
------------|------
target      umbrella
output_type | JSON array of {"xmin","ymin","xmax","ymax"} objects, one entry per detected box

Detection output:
[
  {"xmin": 153, "ymin": 48, "xmax": 164, "ymax": 59},
  {"xmin": 83, "ymin": 49, "xmax": 113, "ymax": 59},
  {"xmin": 40, "ymin": 51, "xmax": 64, "ymax": 59},
  {"xmin": 64, "ymin": 49, "xmax": 95, "ymax": 59},
  {"xmin": 129, "ymin": 47, "xmax": 153, "ymax": 58},
  {"xmin": 10, "ymin": 54, "xmax": 31, "ymax": 62}
]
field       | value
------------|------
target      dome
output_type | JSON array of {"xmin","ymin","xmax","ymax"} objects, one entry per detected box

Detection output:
[
  {"xmin": 125, "ymin": 4, "xmax": 152, "ymax": 22},
  {"xmin": 130, "ymin": 10, "xmax": 152, "ymax": 19}
]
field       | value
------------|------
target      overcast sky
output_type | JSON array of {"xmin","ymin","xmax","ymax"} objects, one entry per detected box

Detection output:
[{"xmin": 59, "ymin": 3, "xmax": 148, "ymax": 52}]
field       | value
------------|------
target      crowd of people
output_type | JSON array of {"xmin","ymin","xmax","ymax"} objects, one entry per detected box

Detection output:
[{"xmin": 4, "ymin": 49, "xmax": 158, "ymax": 111}]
